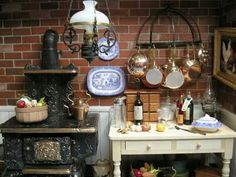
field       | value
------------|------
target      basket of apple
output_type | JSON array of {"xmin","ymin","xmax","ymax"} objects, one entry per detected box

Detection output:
[{"xmin": 15, "ymin": 96, "xmax": 48, "ymax": 123}]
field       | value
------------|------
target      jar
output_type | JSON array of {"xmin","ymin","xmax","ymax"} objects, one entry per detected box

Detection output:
[{"xmin": 112, "ymin": 96, "xmax": 127, "ymax": 128}]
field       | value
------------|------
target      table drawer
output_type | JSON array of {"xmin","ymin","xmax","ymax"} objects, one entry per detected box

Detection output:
[
  {"xmin": 125, "ymin": 141, "xmax": 171, "ymax": 152},
  {"xmin": 176, "ymin": 140, "xmax": 222, "ymax": 151}
]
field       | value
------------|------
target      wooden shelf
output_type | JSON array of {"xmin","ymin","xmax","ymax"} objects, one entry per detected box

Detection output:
[{"xmin": 24, "ymin": 69, "xmax": 79, "ymax": 74}]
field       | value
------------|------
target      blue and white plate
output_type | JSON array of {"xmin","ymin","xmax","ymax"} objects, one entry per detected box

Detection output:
[
  {"xmin": 87, "ymin": 66, "xmax": 126, "ymax": 96},
  {"xmin": 98, "ymin": 37, "xmax": 119, "ymax": 61}
]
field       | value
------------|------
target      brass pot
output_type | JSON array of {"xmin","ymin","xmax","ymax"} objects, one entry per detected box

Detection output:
[{"xmin": 127, "ymin": 49, "xmax": 148, "ymax": 79}]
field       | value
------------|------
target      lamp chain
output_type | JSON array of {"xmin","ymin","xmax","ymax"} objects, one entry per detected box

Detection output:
[{"xmin": 66, "ymin": 0, "xmax": 73, "ymax": 23}]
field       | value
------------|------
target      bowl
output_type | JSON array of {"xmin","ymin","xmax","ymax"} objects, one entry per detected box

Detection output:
[
  {"xmin": 192, "ymin": 114, "xmax": 221, "ymax": 132},
  {"xmin": 15, "ymin": 105, "xmax": 48, "ymax": 123}
]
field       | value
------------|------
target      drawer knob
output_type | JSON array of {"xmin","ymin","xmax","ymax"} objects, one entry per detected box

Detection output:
[
  {"xmin": 147, "ymin": 144, "xmax": 151, "ymax": 150},
  {"xmin": 196, "ymin": 144, "xmax": 201, "ymax": 150}
]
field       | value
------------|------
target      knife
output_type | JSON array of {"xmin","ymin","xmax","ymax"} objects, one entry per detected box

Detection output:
[{"xmin": 175, "ymin": 126, "xmax": 206, "ymax": 135}]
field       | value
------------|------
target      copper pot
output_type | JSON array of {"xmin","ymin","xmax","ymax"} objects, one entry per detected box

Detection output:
[
  {"xmin": 182, "ymin": 45, "xmax": 202, "ymax": 82},
  {"xmin": 162, "ymin": 47, "xmax": 184, "ymax": 89},
  {"xmin": 142, "ymin": 47, "xmax": 163, "ymax": 88},
  {"xmin": 127, "ymin": 49, "xmax": 148, "ymax": 79}
]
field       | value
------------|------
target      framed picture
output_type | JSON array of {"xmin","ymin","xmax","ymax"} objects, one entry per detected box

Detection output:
[{"xmin": 213, "ymin": 28, "xmax": 236, "ymax": 90}]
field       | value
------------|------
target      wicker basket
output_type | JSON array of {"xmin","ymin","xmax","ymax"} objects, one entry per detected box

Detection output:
[{"xmin": 15, "ymin": 105, "xmax": 48, "ymax": 123}]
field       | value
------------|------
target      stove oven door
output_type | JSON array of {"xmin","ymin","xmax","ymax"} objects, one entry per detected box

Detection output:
[{"xmin": 23, "ymin": 136, "xmax": 71, "ymax": 165}]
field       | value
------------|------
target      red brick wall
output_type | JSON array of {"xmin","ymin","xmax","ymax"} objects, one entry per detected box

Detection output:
[
  {"xmin": 0, "ymin": 0, "xmax": 220, "ymax": 107},
  {"xmin": 216, "ymin": 0, "xmax": 236, "ymax": 113}
]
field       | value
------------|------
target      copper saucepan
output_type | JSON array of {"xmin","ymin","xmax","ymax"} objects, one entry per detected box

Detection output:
[
  {"xmin": 181, "ymin": 45, "xmax": 202, "ymax": 83},
  {"xmin": 142, "ymin": 47, "xmax": 164, "ymax": 88},
  {"xmin": 162, "ymin": 46, "xmax": 184, "ymax": 89}
]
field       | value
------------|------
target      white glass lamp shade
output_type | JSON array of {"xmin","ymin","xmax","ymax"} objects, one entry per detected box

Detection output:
[{"xmin": 70, "ymin": 0, "xmax": 110, "ymax": 31}]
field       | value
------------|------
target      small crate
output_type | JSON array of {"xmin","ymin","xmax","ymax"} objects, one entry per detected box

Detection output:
[
  {"xmin": 15, "ymin": 105, "xmax": 48, "ymax": 123},
  {"xmin": 195, "ymin": 167, "xmax": 221, "ymax": 177},
  {"xmin": 125, "ymin": 89, "xmax": 160, "ymax": 122}
]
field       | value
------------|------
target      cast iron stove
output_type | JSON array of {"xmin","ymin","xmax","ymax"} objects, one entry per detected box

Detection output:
[{"xmin": 0, "ymin": 113, "xmax": 98, "ymax": 177}]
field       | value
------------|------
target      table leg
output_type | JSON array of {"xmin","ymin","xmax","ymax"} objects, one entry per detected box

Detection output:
[
  {"xmin": 222, "ymin": 139, "xmax": 234, "ymax": 177},
  {"xmin": 112, "ymin": 141, "xmax": 121, "ymax": 177},
  {"xmin": 222, "ymin": 158, "xmax": 230, "ymax": 177},
  {"xmin": 113, "ymin": 161, "xmax": 121, "ymax": 177}
]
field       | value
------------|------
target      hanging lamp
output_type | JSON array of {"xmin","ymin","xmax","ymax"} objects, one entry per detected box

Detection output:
[{"xmin": 63, "ymin": 0, "xmax": 116, "ymax": 63}]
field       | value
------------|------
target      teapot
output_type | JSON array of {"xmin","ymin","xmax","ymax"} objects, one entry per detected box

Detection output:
[{"xmin": 93, "ymin": 159, "xmax": 112, "ymax": 177}]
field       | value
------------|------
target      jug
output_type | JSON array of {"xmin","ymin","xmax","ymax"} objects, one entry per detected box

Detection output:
[
  {"xmin": 112, "ymin": 96, "xmax": 126, "ymax": 128},
  {"xmin": 93, "ymin": 159, "xmax": 112, "ymax": 177}
]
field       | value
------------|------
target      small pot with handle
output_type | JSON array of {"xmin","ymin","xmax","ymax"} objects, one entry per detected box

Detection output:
[
  {"xmin": 162, "ymin": 46, "xmax": 184, "ymax": 89},
  {"xmin": 181, "ymin": 45, "xmax": 202, "ymax": 83},
  {"xmin": 142, "ymin": 47, "xmax": 164, "ymax": 88}
]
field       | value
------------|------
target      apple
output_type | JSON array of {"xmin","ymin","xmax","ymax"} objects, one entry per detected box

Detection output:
[
  {"xmin": 133, "ymin": 169, "xmax": 142, "ymax": 177},
  {"xmin": 17, "ymin": 100, "xmax": 26, "ymax": 108}
]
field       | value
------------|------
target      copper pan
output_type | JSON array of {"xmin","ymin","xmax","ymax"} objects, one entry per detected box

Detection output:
[
  {"xmin": 182, "ymin": 45, "xmax": 202, "ymax": 83},
  {"xmin": 162, "ymin": 46, "xmax": 184, "ymax": 89},
  {"xmin": 142, "ymin": 47, "xmax": 164, "ymax": 88}
]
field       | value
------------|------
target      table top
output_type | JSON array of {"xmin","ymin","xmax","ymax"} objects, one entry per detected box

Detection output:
[
  {"xmin": 0, "ymin": 113, "xmax": 99, "ymax": 134},
  {"xmin": 109, "ymin": 122, "xmax": 236, "ymax": 141}
]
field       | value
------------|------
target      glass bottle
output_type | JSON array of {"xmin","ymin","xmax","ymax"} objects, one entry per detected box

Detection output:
[
  {"xmin": 134, "ymin": 91, "xmax": 143, "ymax": 125},
  {"xmin": 193, "ymin": 93, "xmax": 205, "ymax": 120},
  {"xmin": 176, "ymin": 92, "xmax": 184, "ymax": 125},
  {"xmin": 182, "ymin": 91, "xmax": 193, "ymax": 125},
  {"xmin": 202, "ymin": 75, "xmax": 217, "ymax": 117}
]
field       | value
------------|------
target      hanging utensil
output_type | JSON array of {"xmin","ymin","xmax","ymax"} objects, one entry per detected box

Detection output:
[
  {"xmin": 142, "ymin": 46, "xmax": 163, "ymax": 88},
  {"xmin": 127, "ymin": 47, "xmax": 149, "ymax": 79},
  {"xmin": 162, "ymin": 46, "xmax": 184, "ymax": 89},
  {"xmin": 198, "ymin": 43, "xmax": 209, "ymax": 64},
  {"xmin": 182, "ymin": 44, "xmax": 202, "ymax": 82},
  {"xmin": 161, "ymin": 16, "xmax": 184, "ymax": 89}
]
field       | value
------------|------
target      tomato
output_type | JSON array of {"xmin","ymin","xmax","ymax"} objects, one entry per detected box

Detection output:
[{"xmin": 17, "ymin": 100, "xmax": 26, "ymax": 108}]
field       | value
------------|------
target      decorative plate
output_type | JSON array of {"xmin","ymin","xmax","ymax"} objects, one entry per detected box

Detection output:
[
  {"xmin": 87, "ymin": 66, "xmax": 126, "ymax": 96},
  {"xmin": 98, "ymin": 37, "xmax": 119, "ymax": 61}
]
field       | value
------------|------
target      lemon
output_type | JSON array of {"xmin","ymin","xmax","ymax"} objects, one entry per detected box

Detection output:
[{"xmin": 156, "ymin": 123, "xmax": 165, "ymax": 132}]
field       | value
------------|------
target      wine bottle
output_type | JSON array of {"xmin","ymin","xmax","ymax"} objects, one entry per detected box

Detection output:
[
  {"xmin": 176, "ymin": 92, "xmax": 184, "ymax": 125},
  {"xmin": 134, "ymin": 91, "xmax": 143, "ymax": 125},
  {"xmin": 182, "ymin": 91, "xmax": 193, "ymax": 125}
]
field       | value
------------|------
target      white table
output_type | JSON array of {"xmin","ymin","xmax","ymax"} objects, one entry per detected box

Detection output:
[{"xmin": 109, "ymin": 123, "xmax": 236, "ymax": 177}]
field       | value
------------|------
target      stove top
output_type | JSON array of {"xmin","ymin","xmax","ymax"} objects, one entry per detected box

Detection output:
[{"xmin": 0, "ymin": 113, "xmax": 98, "ymax": 134}]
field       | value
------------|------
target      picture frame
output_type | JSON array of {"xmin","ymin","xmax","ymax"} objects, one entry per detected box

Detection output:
[{"xmin": 213, "ymin": 28, "xmax": 236, "ymax": 90}]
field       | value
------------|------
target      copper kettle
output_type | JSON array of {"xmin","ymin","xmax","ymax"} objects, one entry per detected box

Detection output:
[{"xmin": 73, "ymin": 92, "xmax": 91, "ymax": 121}]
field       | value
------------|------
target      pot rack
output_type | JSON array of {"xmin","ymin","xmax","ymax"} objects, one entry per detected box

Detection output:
[{"xmin": 136, "ymin": 4, "xmax": 202, "ymax": 49}]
